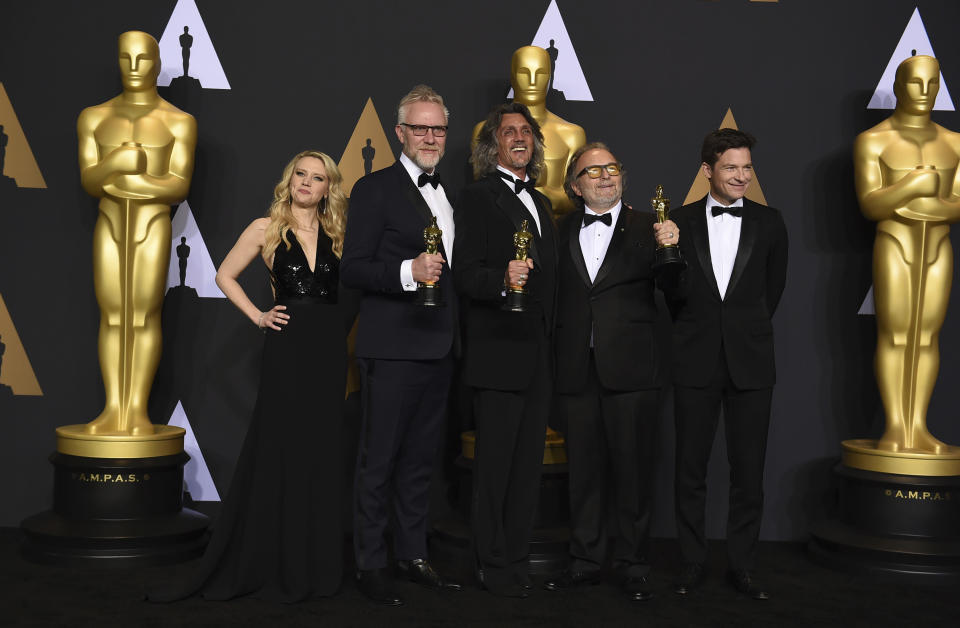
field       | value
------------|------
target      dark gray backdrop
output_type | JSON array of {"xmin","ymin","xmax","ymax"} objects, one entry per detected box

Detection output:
[{"xmin": 2, "ymin": 0, "xmax": 960, "ymax": 543}]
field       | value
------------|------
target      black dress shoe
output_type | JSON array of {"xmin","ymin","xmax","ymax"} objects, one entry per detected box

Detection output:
[
  {"xmin": 356, "ymin": 569, "xmax": 404, "ymax": 606},
  {"xmin": 543, "ymin": 570, "xmax": 602, "ymax": 591},
  {"xmin": 622, "ymin": 575, "xmax": 654, "ymax": 602},
  {"xmin": 397, "ymin": 559, "xmax": 462, "ymax": 591},
  {"xmin": 727, "ymin": 570, "xmax": 769, "ymax": 600},
  {"xmin": 476, "ymin": 564, "xmax": 528, "ymax": 598},
  {"xmin": 516, "ymin": 572, "xmax": 533, "ymax": 591},
  {"xmin": 673, "ymin": 562, "xmax": 705, "ymax": 595}
]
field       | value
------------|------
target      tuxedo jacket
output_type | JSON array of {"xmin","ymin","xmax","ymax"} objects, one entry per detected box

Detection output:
[
  {"xmin": 664, "ymin": 196, "xmax": 788, "ymax": 390},
  {"xmin": 340, "ymin": 161, "xmax": 457, "ymax": 360},
  {"xmin": 453, "ymin": 172, "xmax": 558, "ymax": 391},
  {"xmin": 554, "ymin": 206, "xmax": 668, "ymax": 394}
]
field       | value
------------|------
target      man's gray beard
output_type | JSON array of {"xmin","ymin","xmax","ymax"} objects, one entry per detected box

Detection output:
[{"xmin": 407, "ymin": 147, "xmax": 442, "ymax": 172}]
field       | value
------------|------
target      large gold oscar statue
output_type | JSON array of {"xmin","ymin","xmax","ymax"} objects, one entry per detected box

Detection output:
[
  {"xmin": 847, "ymin": 54, "xmax": 960, "ymax": 475},
  {"xmin": 472, "ymin": 45, "xmax": 585, "ymax": 217},
  {"xmin": 61, "ymin": 30, "xmax": 197, "ymax": 457},
  {"xmin": 20, "ymin": 31, "xmax": 206, "ymax": 566}
]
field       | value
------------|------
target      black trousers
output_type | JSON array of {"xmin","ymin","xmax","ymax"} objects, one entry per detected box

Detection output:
[
  {"xmin": 673, "ymin": 349, "xmax": 772, "ymax": 572},
  {"xmin": 353, "ymin": 354, "xmax": 453, "ymax": 570},
  {"xmin": 558, "ymin": 351, "xmax": 659, "ymax": 577},
  {"xmin": 471, "ymin": 336, "xmax": 551, "ymax": 591}
]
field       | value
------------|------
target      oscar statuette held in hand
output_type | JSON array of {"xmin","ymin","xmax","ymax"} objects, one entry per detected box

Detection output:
[
  {"xmin": 503, "ymin": 219, "xmax": 533, "ymax": 312},
  {"xmin": 651, "ymin": 184, "xmax": 686, "ymax": 271},
  {"xmin": 416, "ymin": 215, "xmax": 445, "ymax": 307}
]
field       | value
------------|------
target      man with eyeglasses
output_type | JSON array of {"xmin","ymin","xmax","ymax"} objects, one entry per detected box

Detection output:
[
  {"xmin": 544, "ymin": 142, "xmax": 677, "ymax": 601},
  {"xmin": 342, "ymin": 84, "xmax": 460, "ymax": 606},
  {"xmin": 665, "ymin": 128, "xmax": 787, "ymax": 601},
  {"xmin": 454, "ymin": 102, "xmax": 558, "ymax": 598}
]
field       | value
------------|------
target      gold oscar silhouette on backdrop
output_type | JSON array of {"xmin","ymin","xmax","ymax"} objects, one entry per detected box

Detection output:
[
  {"xmin": 847, "ymin": 54, "xmax": 960, "ymax": 475},
  {"xmin": 64, "ymin": 30, "xmax": 197, "ymax": 455},
  {"xmin": 472, "ymin": 45, "xmax": 585, "ymax": 217}
]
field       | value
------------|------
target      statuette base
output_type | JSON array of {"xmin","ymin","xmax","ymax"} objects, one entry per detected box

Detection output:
[
  {"xmin": 56, "ymin": 424, "xmax": 185, "ymax": 459},
  {"xmin": 20, "ymin": 451, "xmax": 208, "ymax": 566},
  {"xmin": 809, "ymin": 464, "xmax": 960, "ymax": 583},
  {"xmin": 842, "ymin": 438, "xmax": 960, "ymax": 477}
]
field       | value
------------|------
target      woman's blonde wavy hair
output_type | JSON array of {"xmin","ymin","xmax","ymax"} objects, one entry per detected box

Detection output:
[{"xmin": 263, "ymin": 150, "xmax": 348, "ymax": 259}]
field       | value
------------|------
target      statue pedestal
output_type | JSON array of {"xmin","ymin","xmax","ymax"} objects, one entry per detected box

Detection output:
[
  {"xmin": 809, "ymin": 462, "xmax": 960, "ymax": 582},
  {"xmin": 20, "ymin": 425, "xmax": 208, "ymax": 566}
]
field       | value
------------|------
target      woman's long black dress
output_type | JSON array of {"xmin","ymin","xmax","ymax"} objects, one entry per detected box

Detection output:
[{"xmin": 150, "ymin": 229, "xmax": 346, "ymax": 602}]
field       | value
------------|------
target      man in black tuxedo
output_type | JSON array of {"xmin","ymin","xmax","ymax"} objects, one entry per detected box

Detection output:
[
  {"xmin": 666, "ymin": 128, "xmax": 787, "ymax": 600},
  {"xmin": 454, "ymin": 103, "xmax": 557, "ymax": 598},
  {"xmin": 544, "ymin": 143, "xmax": 678, "ymax": 601},
  {"xmin": 341, "ymin": 84, "xmax": 460, "ymax": 605}
]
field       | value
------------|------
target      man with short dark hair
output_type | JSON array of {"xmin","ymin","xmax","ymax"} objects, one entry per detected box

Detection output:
[
  {"xmin": 341, "ymin": 84, "xmax": 460, "ymax": 606},
  {"xmin": 666, "ymin": 128, "xmax": 787, "ymax": 600},
  {"xmin": 544, "ymin": 142, "xmax": 677, "ymax": 601},
  {"xmin": 454, "ymin": 102, "xmax": 557, "ymax": 598}
]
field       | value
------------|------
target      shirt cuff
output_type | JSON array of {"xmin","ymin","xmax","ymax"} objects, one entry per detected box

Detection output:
[{"xmin": 400, "ymin": 259, "xmax": 416, "ymax": 292}]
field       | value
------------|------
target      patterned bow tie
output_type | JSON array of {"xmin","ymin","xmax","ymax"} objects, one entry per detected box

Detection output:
[
  {"xmin": 498, "ymin": 170, "xmax": 535, "ymax": 195},
  {"xmin": 418, "ymin": 172, "xmax": 441, "ymax": 189},
  {"xmin": 711, "ymin": 205, "xmax": 742, "ymax": 217},
  {"xmin": 582, "ymin": 212, "xmax": 612, "ymax": 227}
]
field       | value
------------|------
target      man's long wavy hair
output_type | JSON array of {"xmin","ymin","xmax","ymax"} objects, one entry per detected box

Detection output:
[
  {"xmin": 470, "ymin": 103, "xmax": 545, "ymax": 181},
  {"xmin": 263, "ymin": 150, "xmax": 348, "ymax": 259}
]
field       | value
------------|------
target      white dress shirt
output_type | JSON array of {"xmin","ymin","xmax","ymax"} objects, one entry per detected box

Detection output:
[
  {"xmin": 579, "ymin": 201, "xmax": 622, "ymax": 283},
  {"xmin": 496, "ymin": 165, "xmax": 542, "ymax": 236},
  {"xmin": 398, "ymin": 153, "xmax": 456, "ymax": 291},
  {"xmin": 705, "ymin": 193, "xmax": 742, "ymax": 299}
]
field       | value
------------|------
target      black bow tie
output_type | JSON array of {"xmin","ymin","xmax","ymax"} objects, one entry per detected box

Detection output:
[
  {"xmin": 582, "ymin": 212, "xmax": 612, "ymax": 227},
  {"xmin": 418, "ymin": 172, "xmax": 441, "ymax": 189},
  {"xmin": 711, "ymin": 205, "xmax": 742, "ymax": 217},
  {"xmin": 498, "ymin": 170, "xmax": 535, "ymax": 195}
]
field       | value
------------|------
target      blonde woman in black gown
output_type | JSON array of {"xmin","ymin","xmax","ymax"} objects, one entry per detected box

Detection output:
[{"xmin": 149, "ymin": 150, "xmax": 349, "ymax": 602}]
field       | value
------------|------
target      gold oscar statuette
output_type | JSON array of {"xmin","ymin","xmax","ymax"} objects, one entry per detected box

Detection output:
[
  {"xmin": 503, "ymin": 219, "xmax": 533, "ymax": 313},
  {"xmin": 651, "ymin": 185, "xmax": 685, "ymax": 271},
  {"xmin": 847, "ymin": 54, "xmax": 960, "ymax": 475},
  {"xmin": 472, "ymin": 45, "xmax": 586, "ymax": 218},
  {"xmin": 416, "ymin": 215, "xmax": 445, "ymax": 307},
  {"xmin": 60, "ymin": 30, "xmax": 198, "ymax": 458}
]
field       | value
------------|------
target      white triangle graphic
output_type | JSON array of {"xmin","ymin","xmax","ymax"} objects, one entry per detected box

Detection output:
[
  {"xmin": 168, "ymin": 401, "xmax": 221, "ymax": 502},
  {"xmin": 867, "ymin": 7, "xmax": 954, "ymax": 111},
  {"xmin": 157, "ymin": 0, "xmax": 231, "ymax": 89},
  {"xmin": 507, "ymin": 0, "xmax": 594, "ymax": 102},
  {"xmin": 859, "ymin": 285, "xmax": 875, "ymax": 315},
  {"xmin": 166, "ymin": 201, "xmax": 225, "ymax": 298}
]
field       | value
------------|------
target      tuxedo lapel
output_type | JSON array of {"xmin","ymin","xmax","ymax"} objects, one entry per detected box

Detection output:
[
  {"xmin": 491, "ymin": 176, "xmax": 544, "ymax": 266},
  {"xmin": 592, "ymin": 207, "xmax": 627, "ymax": 289},
  {"xmin": 726, "ymin": 202, "xmax": 758, "ymax": 297},
  {"xmin": 396, "ymin": 162, "xmax": 434, "ymax": 226},
  {"xmin": 688, "ymin": 200, "xmax": 722, "ymax": 300},
  {"xmin": 567, "ymin": 210, "xmax": 591, "ymax": 287}
]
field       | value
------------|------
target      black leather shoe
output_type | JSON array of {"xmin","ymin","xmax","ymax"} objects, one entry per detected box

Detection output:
[
  {"xmin": 516, "ymin": 572, "xmax": 533, "ymax": 591},
  {"xmin": 673, "ymin": 562, "xmax": 705, "ymax": 595},
  {"xmin": 727, "ymin": 570, "xmax": 769, "ymax": 600},
  {"xmin": 543, "ymin": 570, "xmax": 602, "ymax": 591},
  {"xmin": 476, "ymin": 564, "xmax": 528, "ymax": 598},
  {"xmin": 356, "ymin": 569, "xmax": 404, "ymax": 606},
  {"xmin": 397, "ymin": 559, "xmax": 462, "ymax": 591},
  {"xmin": 623, "ymin": 575, "xmax": 654, "ymax": 602}
]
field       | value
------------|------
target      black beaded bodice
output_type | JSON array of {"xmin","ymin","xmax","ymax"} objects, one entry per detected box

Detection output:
[{"xmin": 270, "ymin": 229, "xmax": 338, "ymax": 303}]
